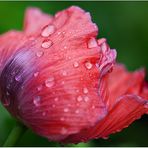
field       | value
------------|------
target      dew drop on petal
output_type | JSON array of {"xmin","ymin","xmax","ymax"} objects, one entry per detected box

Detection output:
[
  {"xmin": 64, "ymin": 46, "xmax": 67, "ymax": 49},
  {"xmin": 144, "ymin": 102, "xmax": 148, "ymax": 109},
  {"xmin": 76, "ymin": 89, "xmax": 80, "ymax": 93},
  {"xmin": 6, "ymin": 91, "xmax": 10, "ymax": 96},
  {"xmin": 42, "ymin": 111, "xmax": 47, "ymax": 116},
  {"xmin": 85, "ymin": 61, "xmax": 93, "ymax": 69},
  {"xmin": 15, "ymin": 75, "xmax": 22, "ymax": 82},
  {"xmin": 62, "ymin": 71, "xmax": 67, "ymax": 76},
  {"xmin": 75, "ymin": 109, "xmax": 80, "ymax": 114},
  {"xmin": 41, "ymin": 25, "xmax": 55, "ymax": 37},
  {"xmin": 73, "ymin": 62, "xmax": 79, "ymax": 68},
  {"xmin": 54, "ymin": 97, "xmax": 59, "ymax": 102},
  {"xmin": 3, "ymin": 98, "xmax": 10, "ymax": 106},
  {"xmin": 77, "ymin": 96, "xmax": 83, "ymax": 102},
  {"xmin": 41, "ymin": 40, "xmax": 52, "ymax": 49},
  {"xmin": 92, "ymin": 105, "xmax": 95, "ymax": 109},
  {"xmin": 88, "ymin": 37, "xmax": 98, "ymax": 48},
  {"xmin": 45, "ymin": 77, "xmax": 55, "ymax": 88},
  {"xmin": 83, "ymin": 87, "xmax": 88, "ymax": 94},
  {"xmin": 64, "ymin": 108, "xmax": 69, "ymax": 113},
  {"xmin": 36, "ymin": 51, "xmax": 44, "ymax": 57},
  {"xmin": 95, "ymin": 63, "xmax": 100, "ymax": 68},
  {"xmin": 37, "ymin": 85, "xmax": 43, "ymax": 91},
  {"xmin": 61, "ymin": 127, "xmax": 67, "ymax": 134},
  {"xmin": 61, "ymin": 81, "xmax": 65, "ymax": 85},
  {"xmin": 84, "ymin": 96, "xmax": 89, "ymax": 102},
  {"xmin": 60, "ymin": 117, "xmax": 65, "ymax": 121},
  {"xmin": 52, "ymin": 104, "xmax": 56, "ymax": 108},
  {"xmin": 33, "ymin": 96, "xmax": 41, "ymax": 107},
  {"xmin": 68, "ymin": 56, "xmax": 72, "ymax": 60},
  {"xmin": 34, "ymin": 72, "xmax": 39, "ymax": 77},
  {"xmin": 102, "ymin": 136, "xmax": 109, "ymax": 140},
  {"xmin": 18, "ymin": 105, "xmax": 21, "ymax": 110}
]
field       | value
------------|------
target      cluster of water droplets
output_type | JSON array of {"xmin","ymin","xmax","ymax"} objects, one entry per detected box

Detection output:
[
  {"xmin": 32, "ymin": 24, "xmax": 104, "ymax": 121},
  {"xmin": 35, "ymin": 25, "xmax": 56, "ymax": 58}
]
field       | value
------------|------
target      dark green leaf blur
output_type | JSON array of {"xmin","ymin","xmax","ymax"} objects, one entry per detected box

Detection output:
[{"xmin": 0, "ymin": 1, "xmax": 147, "ymax": 147}]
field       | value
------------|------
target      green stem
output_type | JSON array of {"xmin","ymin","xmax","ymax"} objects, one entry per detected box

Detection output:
[{"xmin": 3, "ymin": 122, "xmax": 27, "ymax": 147}]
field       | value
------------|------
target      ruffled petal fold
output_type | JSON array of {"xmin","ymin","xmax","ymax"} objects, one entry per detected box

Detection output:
[
  {"xmin": 106, "ymin": 64, "xmax": 145, "ymax": 110},
  {"xmin": 24, "ymin": 7, "xmax": 53, "ymax": 36},
  {"xmin": 62, "ymin": 94, "xmax": 148, "ymax": 143}
]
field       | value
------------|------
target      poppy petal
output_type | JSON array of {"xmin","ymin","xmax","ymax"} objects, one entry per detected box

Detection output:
[
  {"xmin": 62, "ymin": 94, "xmax": 148, "ymax": 143},
  {"xmin": 106, "ymin": 64, "xmax": 145, "ymax": 110},
  {"xmin": 24, "ymin": 7, "xmax": 53, "ymax": 36},
  {"xmin": 0, "ymin": 31, "xmax": 25, "ymax": 69}
]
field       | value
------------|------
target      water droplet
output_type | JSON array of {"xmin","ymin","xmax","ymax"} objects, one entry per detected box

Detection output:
[
  {"xmin": 41, "ymin": 40, "xmax": 52, "ymax": 49},
  {"xmin": 41, "ymin": 25, "xmax": 55, "ymax": 37},
  {"xmin": 77, "ymin": 96, "xmax": 83, "ymax": 102},
  {"xmin": 52, "ymin": 104, "xmax": 56, "ymax": 108},
  {"xmin": 63, "ymin": 31, "xmax": 66, "ymax": 34},
  {"xmin": 92, "ymin": 105, "xmax": 95, "ymax": 109},
  {"xmin": 68, "ymin": 56, "xmax": 72, "ymax": 60},
  {"xmin": 75, "ymin": 109, "xmax": 79, "ymax": 114},
  {"xmin": 18, "ymin": 105, "xmax": 21, "ymax": 110},
  {"xmin": 15, "ymin": 75, "xmax": 22, "ymax": 82},
  {"xmin": 42, "ymin": 111, "xmax": 47, "ymax": 116},
  {"xmin": 6, "ymin": 84, "xmax": 11, "ymax": 89},
  {"xmin": 54, "ymin": 97, "xmax": 59, "ymax": 102},
  {"xmin": 6, "ymin": 91, "xmax": 10, "ymax": 96},
  {"xmin": 33, "ymin": 96, "xmax": 41, "ymax": 107},
  {"xmin": 95, "ymin": 63, "xmax": 100, "ymax": 68},
  {"xmin": 29, "ymin": 36, "xmax": 35, "ymax": 41},
  {"xmin": 61, "ymin": 81, "xmax": 65, "ymax": 85},
  {"xmin": 57, "ymin": 31, "xmax": 61, "ymax": 35},
  {"xmin": 102, "ymin": 136, "xmax": 109, "ymax": 140},
  {"xmin": 2, "ymin": 98, "xmax": 10, "ymax": 106},
  {"xmin": 61, "ymin": 127, "xmax": 67, "ymax": 134},
  {"xmin": 34, "ymin": 72, "xmax": 39, "ymax": 77},
  {"xmin": 84, "ymin": 96, "xmax": 89, "ymax": 102},
  {"xmin": 64, "ymin": 46, "xmax": 67, "ymax": 49},
  {"xmin": 45, "ymin": 77, "xmax": 55, "ymax": 88},
  {"xmin": 73, "ymin": 62, "xmax": 79, "ymax": 68},
  {"xmin": 76, "ymin": 89, "xmax": 79, "ymax": 93},
  {"xmin": 144, "ymin": 102, "xmax": 148, "ymax": 109},
  {"xmin": 36, "ymin": 51, "xmax": 44, "ymax": 57},
  {"xmin": 85, "ymin": 61, "xmax": 93, "ymax": 70},
  {"xmin": 83, "ymin": 87, "xmax": 88, "ymax": 94},
  {"xmin": 62, "ymin": 71, "xmax": 67, "ymax": 76},
  {"xmin": 64, "ymin": 108, "xmax": 69, "ymax": 112},
  {"xmin": 37, "ymin": 85, "xmax": 43, "ymax": 91},
  {"xmin": 88, "ymin": 38, "xmax": 98, "ymax": 48},
  {"xmin": 60, "ymin": 117, "xmax": 65, "ymax": 121}
]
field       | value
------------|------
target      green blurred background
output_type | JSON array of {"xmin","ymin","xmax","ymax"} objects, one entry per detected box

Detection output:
[{"xmin": 0, "ymin": 1, "xmax": 148, "ymax": 147}]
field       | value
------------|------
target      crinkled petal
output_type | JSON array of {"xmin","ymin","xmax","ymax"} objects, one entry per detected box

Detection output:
[
  {"xmin": 62, "ymin": 94, "xmax": 148, "ymax": 143},
  {"xmin": 24, "ymin": 7, "xmax": 53, "ymax": 36},
  {"xmin": 106, "ymin": 64, "xmax": 145, "ymax": 110}
]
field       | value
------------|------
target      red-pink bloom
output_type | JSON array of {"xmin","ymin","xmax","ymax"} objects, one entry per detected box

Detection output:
[{"xmin": 0, "ymin": 7, "xmax": 147, "ymax": 143}]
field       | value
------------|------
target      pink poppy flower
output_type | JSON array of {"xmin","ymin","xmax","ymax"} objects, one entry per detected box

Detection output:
[{"xmin": 0, "ymin": 6, "xmax": 147, "ymax": 144}]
